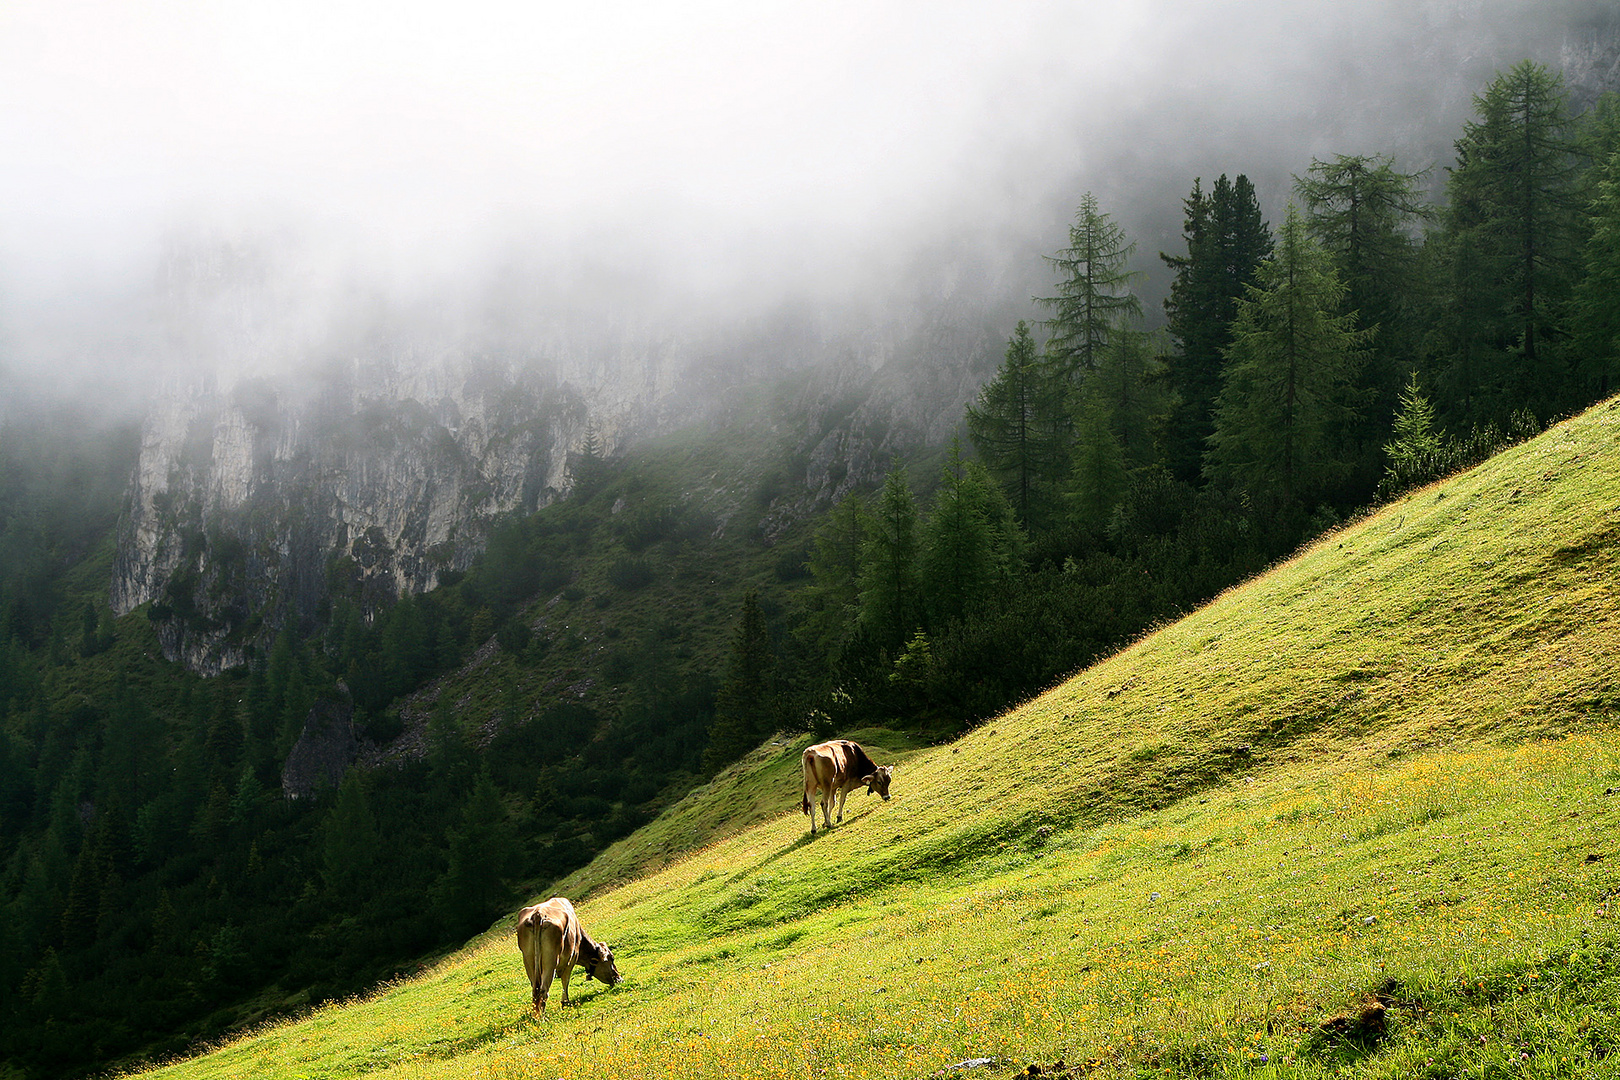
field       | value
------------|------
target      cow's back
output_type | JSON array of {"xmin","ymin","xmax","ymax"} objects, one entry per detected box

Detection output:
[
  {"xmin": 834, "ymin": 740, "xmax": 877, "ymax": 780},
  {"xmin": 518, "ymin": 898, "xmax": 581, "ymax": 966},
  {"xmin": 803, "ymin": 741, "xmax": 849, "ymax": 787}
]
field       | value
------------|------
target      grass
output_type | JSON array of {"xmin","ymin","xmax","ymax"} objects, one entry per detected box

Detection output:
[{"xmin": 129, "ymin": 396, "xmax": 1620, "ymax": 1079}]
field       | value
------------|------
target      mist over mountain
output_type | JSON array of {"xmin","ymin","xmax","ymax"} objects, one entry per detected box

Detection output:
[{"xmin": 2, "ymin": 0, "xmax": 1614, "ymax": 409}]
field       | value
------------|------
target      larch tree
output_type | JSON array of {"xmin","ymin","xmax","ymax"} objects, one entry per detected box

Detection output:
[
  {"xmin": 1443, "ymin": 60, "xmax": 1580, "ymax": 415},
  {"xmin": 965, "ymin": 321, "xmax": 1069, "ymax": 531},
  {"xmin": 1037, "ymin": 192, "xmax": 1143, "ymax": 382},
  {"xmin": 858, "ymin": 467, "xmax": 924, "ymax": 653},
  {"xmin": 1067, "ymin": 387, "xmax": 1128, "ymax": 531},
  {"xmin": 703, "ymin": 591, "xmax": 778, "ymax": 772},
  {"xmin": 1296, "ymin": 155, "xmax": 1429, "ymax": 330},
  {"xmin": 1572, "ymin": 146, "xmax": 1620, "ymax": 399},
  {"xmin": 1295, "ymin": 154, "xmax": 1430, "ymax": 461},
  {"xmin": 1206, "ymin": 204, "xmax": 1373, "ymax": 506},
  {"xmin": 1090, "ymin": 320, "xmax": 1166, "ymax": 471},
  {"xmin": 921, "ymin": 440, "xmax": 1023, "ymax": 627}
]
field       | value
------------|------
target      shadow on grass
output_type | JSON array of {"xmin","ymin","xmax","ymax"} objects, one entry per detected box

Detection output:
[{"xmin": 721, "ymin": 828, "xmax": 822, "ymax": 887}]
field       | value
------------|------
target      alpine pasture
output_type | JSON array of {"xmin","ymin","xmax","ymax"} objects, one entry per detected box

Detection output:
[{"xmin": 132, "ymin": 396, "xmax": 1620, "ymax": 1078}]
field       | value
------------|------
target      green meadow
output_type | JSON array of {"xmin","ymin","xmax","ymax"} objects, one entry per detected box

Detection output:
[{"xmin": 133, "ymin": 396, "xmax": 1620, "ymax": 1079}]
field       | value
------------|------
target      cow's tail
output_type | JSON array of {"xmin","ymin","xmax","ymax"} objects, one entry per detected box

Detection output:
[{"xmin": 801, "ymin": 748, "xmax": 812, "ymax": 816}]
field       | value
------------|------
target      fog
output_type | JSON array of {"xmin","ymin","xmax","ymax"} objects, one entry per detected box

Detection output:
[{"xmin": 0, "ymin": 0, "xmax": 1606, "ymax": 404}]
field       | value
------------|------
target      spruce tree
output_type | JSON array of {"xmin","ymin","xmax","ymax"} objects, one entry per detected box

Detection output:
[
  {"xmin": 321, "ymin": 771, "xmax": 379, "ymax": 898},
  {"xmin": 797, "ymin": 492, "xmax": 868, "ymax": 658},
  {"xmin": 1207, "ymin": 205, "xmax": 1373, "ymax": 505},
  {"xmin": 1379, "ymin": 372, "xmax": 1446, "ymax": 498},
  {"xmin": 569, "ymin": 420, "xmax": 610, "ymax": 497},
  {"xmin": 1160, "ymin": 174, "xmax": 1273, "ymax": 483},
  {"xmin": 435, "ymin": 769, "xmax": 514, "ymax": 934}
]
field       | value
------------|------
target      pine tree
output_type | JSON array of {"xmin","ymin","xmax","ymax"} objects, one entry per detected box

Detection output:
[
  {"xmin": 1037, "ymin": 193, "xmax": 1143, "ymax": 380},
  {"xmin": 966, "ymin": 321, "xmax": 1068, "ymax": 530},
  {"xmin": 1207, "ymin": 205, "xmax": 1373, "ymax": 505},
  {"xmin": 702, "ymin": 592, "xmax": 777, "ymax": 772},
  {"xmin": 1160, "ymin": 174, "xmax": 1273, "ymax": 483}
]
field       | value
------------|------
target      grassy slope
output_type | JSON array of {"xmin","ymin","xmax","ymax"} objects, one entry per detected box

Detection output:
[{"xmin": 133, "ymin": 397, "xmax": 1620, "ymax": 1080}]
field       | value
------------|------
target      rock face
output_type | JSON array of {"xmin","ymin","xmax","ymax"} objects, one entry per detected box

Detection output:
[
  {"xmin": 111, "ymin": 354, "xmax": 592, "ymax": 672},
  {"xmin": 110, "ymin": 251, "xmax": 1019, "ymax": 673}
]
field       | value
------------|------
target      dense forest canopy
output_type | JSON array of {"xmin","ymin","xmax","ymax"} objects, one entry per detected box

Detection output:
[{"xmin": 2, "ymin": 58, "xmax": 1620, "ymax": 1078}]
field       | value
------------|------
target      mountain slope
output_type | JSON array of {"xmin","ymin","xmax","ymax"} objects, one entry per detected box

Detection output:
[{"xmin": 135, "ymin": 396, "xmax": 1620, "ymax": 1079}]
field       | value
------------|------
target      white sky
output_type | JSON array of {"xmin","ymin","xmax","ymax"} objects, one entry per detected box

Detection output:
[
  {"xmin": 0, "ymin": 0, "xmax": 1587, "ymax": 388},
  {"xmin": 1, "ymin": 2, "xmax": 1144, "ymax": 285}
]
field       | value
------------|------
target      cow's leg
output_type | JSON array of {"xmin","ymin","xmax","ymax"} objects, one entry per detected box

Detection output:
[
  {"xmin": 519, "ymin": 920, "xmax": 541, "ymax": 1014},
  {"xmin": 558, "ymin": 963, "xmax": 573, "ymax": 1008},
  {"xmin": 535, "ymin": 925, "xmax": 559, "ymax": 1017},
  {"xmin": 835, "ymin": 784, "xmax": 852, "ymax": 823},
  {"xmin": 820, "ymin": 786, "xmax": 834, "ymax": 830}
]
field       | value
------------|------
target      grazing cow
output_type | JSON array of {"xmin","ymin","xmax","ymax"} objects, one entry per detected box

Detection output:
[
  {"xmin": 801, "ymin": 739, "xmax": 894, "ymax": 834},
  {"xmin": 515, "ymin": 896, "xmax": 621, "ymax": 1017}
]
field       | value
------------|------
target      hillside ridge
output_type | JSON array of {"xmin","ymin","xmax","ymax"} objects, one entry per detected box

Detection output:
[{"xmin": 137, "ymin": 395, "xmax": 1620, "ymax": 1079}]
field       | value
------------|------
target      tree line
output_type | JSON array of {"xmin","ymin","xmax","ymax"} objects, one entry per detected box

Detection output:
[{"xmin": 709, "ymin": 60, "xmax": 1620, "ymax": 750}]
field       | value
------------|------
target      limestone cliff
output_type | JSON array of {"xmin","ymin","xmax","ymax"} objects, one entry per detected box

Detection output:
[
  {"xmin": 109, "ymin": 267, "xmax": 1011, "ymax": 673},
  {"xmin": 111, "ymin": 355, "xmax": 591, "ymax": 673}
]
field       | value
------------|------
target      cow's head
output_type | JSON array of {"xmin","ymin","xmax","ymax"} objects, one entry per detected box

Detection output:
[
  {"xmin": 582, "ymin": 941, "xmax": 623, "ymax": 986},
  {"xmin": 864, "ymin": 765, "xmax": 894, "ymax": 801}
]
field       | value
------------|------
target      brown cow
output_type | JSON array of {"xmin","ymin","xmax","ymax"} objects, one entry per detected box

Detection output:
[
  {"xmin": 801, "ymin": 739, "xmax": 893, "ymax": 834},
  {"xmin": 515, "ymin": 896, "xmax": 621, "ymax": 1017}
]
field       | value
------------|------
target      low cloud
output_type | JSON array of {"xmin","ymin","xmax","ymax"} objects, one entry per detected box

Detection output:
[{"xmin": 0, "ymin": 0, "xmax": 1603, "ymax": 402}]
